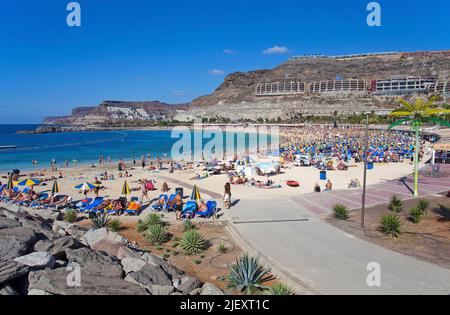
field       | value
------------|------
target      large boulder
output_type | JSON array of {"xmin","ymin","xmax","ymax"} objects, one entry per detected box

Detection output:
[
  {"xmin": 85, "ymin": 229, "xmax": 128, "ymax": 257},
  {"xmin": 0, "ymin": 217, "xmax": 21, "ymax": 230},
  {"xmin": 0, "ymin": 227, "xmax": 37, "ymax": 261},
  {"xmin": 121, "ymin": 256, "xmax": 146, "ymax": 274},
  {"xmin": 28, "ymin": 268, "xmax": 149, "ymax": 295},
  {"xmin": 117, "ymin": 246, "xmax": 142, "ymax": 261},
  {"xmin": 125, "ymin": 264, "xmax": 172, "ymax": 288},
  {"xmin": 65, "ymin": 247, "xmax": 123, "ymax": 278},
  {"xmin": 0, "ymin": 261, "xmax": 30, "ymax": 285},
  {"xmin": 34, "ymin": 236, "xmax": 82, "ymax": 260},
  {"xmin": 142, "ymin": 252, "xmax": 184, "ymax": 279},
  {"xmin": 200, "ymin": 283, "xmax": 225, "ymax": 295},
  {"xmin": 14, "ymin": 252, "xmax": 55, "ymax": 269},
  {"xmin": 84, "ymin": 228, "xmax": 108, "ymax": 247},
  {"xmin": 0, "ymin": 284, "xmax": 19, "ymax": 295},
  {"xmin": 173, "ymin": 276, "xmax": 202, "ymax": 294}
]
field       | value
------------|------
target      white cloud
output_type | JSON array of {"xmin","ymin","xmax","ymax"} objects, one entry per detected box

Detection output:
[
  {"xmin": 173, "ymin": 90, "xmax": 187, "ymax": 97},
  {"xmin": 262, "ymin": 45, "xmax": 290, "ymax": 55},
  {"xmin": 223, "ymin": 49, "xmax": 238, "ymax": 55},
  {"xmin": 208, "ymin": 69, "xmax": 225, "ymax": 75}
]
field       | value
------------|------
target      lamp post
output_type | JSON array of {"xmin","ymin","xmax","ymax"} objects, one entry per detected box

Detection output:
[{"xmin": 361, "ymin": 112, "xmax": 370, "ymax": 229}]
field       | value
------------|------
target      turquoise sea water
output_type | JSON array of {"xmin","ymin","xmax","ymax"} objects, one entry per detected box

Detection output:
[{"xmin": 0, "ymin": 125, "xmax": 268, "ymax": 171}]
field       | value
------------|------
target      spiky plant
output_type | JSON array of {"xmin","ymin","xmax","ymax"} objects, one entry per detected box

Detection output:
[
  {"xmin": 225, "ymin": 254, "xmax": 273, "ymax": 295},
  {"xmin": 409, "ymin": 207, "xmax": 423, "ymax": 224},
  {"xmin": 331, "ymin": 203, "xmax": 350, "ymax": 220},
  {"xmin": 417, "ymin": 198, "xmax": 430, "ymax": 214},
  {"xmin": 183, "ymin": 219, "xmax": 195, "ymax": 232},
  {"xmin": 388, "ymin": 195, "xmax": 403, "ymax": 212},
  {"xmin": 180, "ymin": 230, "xmax": 209, "ymax": 256},
  {"xmin": 137, "ymin": 213, "xmax": 163, "ymax": 233},
  {"xmin": 379, "ymin": 214, "xmax": 402, "ymax": 237},
  {"xmin": 145, "ymin": 224, "xmax": 168, "ymax": 246},
  {"xmin": 64, "ymin": 209, "xmax": 77, "ymax": 223},
  {"xmin": 108, "ymin": 219, "xmax": 123, "ymax": 232},
  {"xmin": 91, "ymin": 212, "xmax": 109, "ymax": 229},
  {"xmin": 265, "ymin": 283, "xmax": 295, "ymax": 295},
  {"xmin": 217, "ymin": 242, "xmax": 228, "ymax": 253}
]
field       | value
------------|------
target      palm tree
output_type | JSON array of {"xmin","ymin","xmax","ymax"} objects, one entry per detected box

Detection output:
[{"xmin": 388, "ymin": 96, "xmax": 450, "ymax": 196}]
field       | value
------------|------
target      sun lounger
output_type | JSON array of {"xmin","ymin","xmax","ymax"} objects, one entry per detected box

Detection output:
[
  {"xmin": 124, "ymin": 201, "xmax": 141, "ymax": 215},
  {"xmin": 196, "ymin": 200, "xmax": 217, "ymax": 218},
  {"xmin": 181, "ymin": 200, "xmax": 197, "ymax": 218},
  {"xmin": 151, "ymin": 194, "xmax": 168, "ymax": 211},
  {"xmin": 164, "ymin": 193, "xmax": 177, "ymax": 212},
  {"xmin": 82, "ymin": 197, "xmax": 104, "ymax": 213}
]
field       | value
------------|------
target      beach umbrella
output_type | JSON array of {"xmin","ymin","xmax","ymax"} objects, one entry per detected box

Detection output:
[
  {"xmin": 74, "ymin": 182, "xmax": 98, "ymax": 191},
  {"xmin": 17, "ymin": 178, "xmax": 41, "ymax": 186},
  {"xmin": 190, "ymin": 185, "xmax": 201, "ymax": 201},
  {"xmin": 51, "ymin": 180, "xmax": 60, "ymax": 195},
  {"xmin": 122, "ymin": 181, "xmax": 130, "ymax": 196},
  {"xmin": 6, "ymin": 174, "xmax": 14, "ymax": 190}
]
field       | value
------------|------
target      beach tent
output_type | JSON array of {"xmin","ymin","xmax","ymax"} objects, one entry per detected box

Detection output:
[
  {"xmin": 51, "ymin": 180, "xmax": 60, "ymax": 195},
  {"xmin": 17, "ymin": 178, "xmax": 41, "ymax": 187},
  {"xmin": 6, "ymin": 174, "xmax": 14, "ymax": 190},
  {"xmin": 122, "ymin": 181, "xmax": 130, "ymax": 196},
  {"xmin": 190, "ymin": 185, "xmax": 201, "ymax": 201},
  {"xmin": 74, "ymin": 182, "xmax": 98, "ymax": 191}
]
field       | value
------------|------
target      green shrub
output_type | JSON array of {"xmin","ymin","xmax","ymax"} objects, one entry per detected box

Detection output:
[
  {"xmin": 183, "ymin": 219, "xmax": 195, "ymax": 232},
  {"xmin": 331, "ymin": 203, "xmax": 350, "ymax": 220},
  {"xmin": 91, "ymin": 213, "xmax": 109, "ymax": 229},
  {"xmin": 137, "ymin": 213, "xmax": 163, "ymax": 232},
  {"xmin": 265, "ymin": 283, "xmax": 295, "ymax": 295},
  {"xmin": 225, "ymin": 254, "xmax": 273, "ymax": 295},
  {"xmin": 217, "ymin": 242, "xmax": 228, "ymax": 253},
  {"xmin": 64, "ymin": 209, "xmax": 77, "ymax": 223},
  {"xmin": 108, "ymin": 219, "xmax": 123, "ymax": 232},
  {"xmin": 145, "ymin": 224, "xmax": 169, "ymax": 246},
  {"xmin": 180, "ymin": 230, "xmax": 209, "ymax": 256},
  {"xmin": 193, "ymin": 259, "xmax": 201, "ymax": 265},
  {"xmin": 409, "ymin": 207, "xmax": 423, "ymax": 224},
  {"xmin": 163, "ymin": 253, "xmax": 170, "ymax": 259},
  {"xmin": 379, "ymin": 214, "xmax": 402, "ymax": 237},
  {"xmin": 171, "ymin": 250, "xmax": 179, "ymax": 256},
  {"xmin": 389, "ymin": 195, "xmax": 403, "ymax": 212},
  {"xmin": 417, "ymin": 198, "xmax": 430, "ymax": 214}
]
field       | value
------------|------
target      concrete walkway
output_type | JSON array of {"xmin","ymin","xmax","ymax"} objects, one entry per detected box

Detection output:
[{"xmin": 229, "ymin": 165, "xmax": 450, "ymax": 294}]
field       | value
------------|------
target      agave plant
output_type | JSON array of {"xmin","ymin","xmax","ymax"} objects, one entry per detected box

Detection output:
[
  {"xmin": 409, "ymin": 207, "xmax": 423, "ymax": 224},
  {"xmin": 217, "ymin": 242, "xmax": 228, "ymax": 253},
  {"xmin": 379, "ymin": 214, "xmax": 402, "ymax": 237},
  {"xmin": 183, "ymin": 219, "xmax": 195, "ymax": 232},
  {"xmin": 145, "ymin": 224, "xmax": 169, "ymax": 246},
  {"xmin": 64, "ymin": 209, "xmax": 77, "ymax": 223},
  {"xmin": 108, "ymin": 219, "xmax": 123, "ymax": 232},
  {"xmin": 180, "ymin": 229, "xmax": 209, "ymax": 256},
  {"xmin": 389, "ymin": 96, "xmax": 450, "ymax": 196},
  {"xmin": 265, "ymin": 283, "xmax": 295, "ymax": 295},
  {"xmin": 91, "ymin": 212, "xmax": 109, "ymax": 229},
  {"xmin": 388, "ymin": 195, "xmax": 403, "ymax": 212},
  {"xmin": 225, "ymin": 254, "xmax": 273, "ymax": 294},
  {"xmin": 417, "ymin": 198, "xmax": 430, "ymax": 214},
  {"xmin": 137, "ymin": 213, "xmax": 163, "ymax": 232},
  {"xmin": 331, "ymin": 203, "xmax": 349, "ymax": 220}
]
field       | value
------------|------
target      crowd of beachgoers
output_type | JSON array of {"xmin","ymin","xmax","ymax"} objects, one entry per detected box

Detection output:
[{"xmin": 0, "ymin": 125, "xmax": 428, "ymax": 221}]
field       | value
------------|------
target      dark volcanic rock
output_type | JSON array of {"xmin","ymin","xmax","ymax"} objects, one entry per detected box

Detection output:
[
  {"xmin": 28, "ymin": 268, "xmax": 149, "ymax": 295},
  {"xmin": 0, "ymin": 227, "xmax": 37, "ymax": 262},
  {"xmin": 125, "ymin": 264, "xmax": 172, "ymax": 287},
  {"xmin": 142, "ymin": 252, "xmax": 184, "ymax": 279},
  {"xmin": 0, "ymin": 217, "xmax": 21, "ymax": 230},
  {"xmin": 65, "ymin": 248, "xmax": 123, "ymax": 278},
  {"xmin": 34, "ymin": 237, "xmax": 82, "ymax": 260},
  {"xmin": 0, "ymin": 261, "xmax": 30, "ymax": 285}
]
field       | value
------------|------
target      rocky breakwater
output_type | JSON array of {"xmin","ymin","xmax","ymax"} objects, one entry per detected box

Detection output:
[{"xmin": 0, "ymin": 204, "xmax": 223, "ymax": 295}]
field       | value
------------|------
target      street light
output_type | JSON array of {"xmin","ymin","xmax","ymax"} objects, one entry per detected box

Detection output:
[{"xmin": 361, "ymin": 112, "xmax": 370, "ymax": 229}]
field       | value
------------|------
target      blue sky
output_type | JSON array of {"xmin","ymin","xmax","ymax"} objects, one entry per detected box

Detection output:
[{"xmin": 0, "ymin": 0, "xmax": 449, "ymax": 123}]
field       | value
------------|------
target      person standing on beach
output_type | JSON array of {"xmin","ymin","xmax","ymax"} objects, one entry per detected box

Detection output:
[
  {"xmin": 224, "ymin": 182, "xmax": 231, "ymax": 209},
  {"xmin": 140, "ymin": 179, "xmax": 150, "ymax": 203},
  {"xmin": 141, "ymin": 158, "xmax": 146, "ymax": 170}
]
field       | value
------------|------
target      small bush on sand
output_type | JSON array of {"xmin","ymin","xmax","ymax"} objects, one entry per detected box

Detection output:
[
  {"xmin": 417, "ymin": 198, "xmax": 430, "ymax": 214},
  {"xmin": 265, "ymin": 283, "xmax": 295, "ymax": 295},
  {"xmin": 379, "ymin": 214, "xmax": 401, "ymax": 237},
  {"xmin": 180, "ymin": 230, "xmax": 209, "ymax": 256},
  {"xmin": 91, "ymin": 213, "xmax": 109, "ymax": 229},
  {"xmin": 137, "ymin": 213, "xmax": 163, "ymax": 232},
  {"xmin": 183, "ymin": 219, "xmax": 195, "ymax": 232},
  {"xmin": 409, "ymin": 207, "xmax": 423, "ymax": 224},
  {"xmin": 217, "ymin": 242, "xmax": 228, "ymax": 253},
  {"xmin": 389, "ymin": 195, "xmax": 403, "ymax": 212},
  {"xmin": 64, "ymin": 209, "xmax": 77, "ymax": 223},
  {"xmin": 145, "ymin": 224, "xmax": 168, "ymax": 246},
  {"xmin": 108, "ymin": 219, "xmax": 123, "ymax": 232},
  {"xmin": 331, "ymin": 203, "xmax": 349, "ymax": 220}
]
